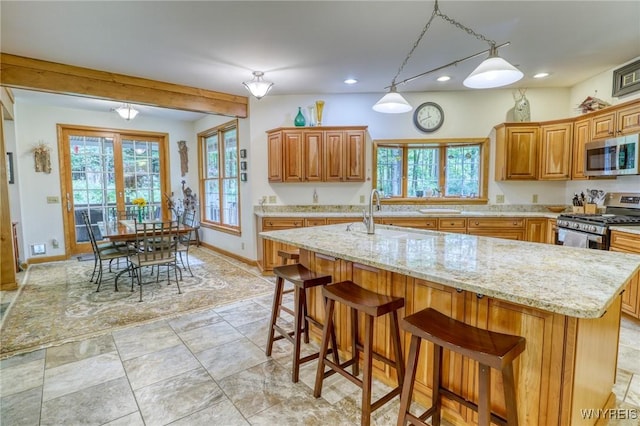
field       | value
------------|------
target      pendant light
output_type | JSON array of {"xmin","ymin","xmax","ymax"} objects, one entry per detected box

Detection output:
[
  {"xmin": 243, "ymin": 71, "xmax": 274, "ymax": 99},
  {"xmin": 373, "ymin": 0, "xmax": 522, "ymax": 113},
  {"xmin": 115, "ymin": 104, "xmax": 139, "ymax": 120}
]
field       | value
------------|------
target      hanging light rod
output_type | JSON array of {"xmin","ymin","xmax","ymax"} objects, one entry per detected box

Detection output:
[{"xmin": 384, "ymin": 42, "xmax": 511, "ymax": 90}]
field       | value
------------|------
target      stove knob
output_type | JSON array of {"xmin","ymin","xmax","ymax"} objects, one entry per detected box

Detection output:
[
  {"xmin": 573, "ymin": 223, "xmax": 580, "ymax": 229},
  {"xmin": 588, "ymin": 225, "xmax": 596, "ymax": 233}
]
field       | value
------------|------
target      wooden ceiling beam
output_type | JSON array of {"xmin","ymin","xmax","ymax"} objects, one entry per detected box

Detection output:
[{"xmin": 0, "ymin": 53, "xmax": 248, "ymax": 118}]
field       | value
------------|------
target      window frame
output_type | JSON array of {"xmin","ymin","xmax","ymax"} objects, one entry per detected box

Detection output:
[
  {"xmin": 372, "ymin": 138, "xmax": 489, "ymax": 205},
  {"xmin": 198, "ymin": 119, "xmax": 241, "ymax": 235}
]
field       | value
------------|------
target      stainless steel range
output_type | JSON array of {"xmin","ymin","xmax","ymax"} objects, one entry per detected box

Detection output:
[{"xmin": 556, "ymin": 192, "xmax": 640, "ymax": 250}]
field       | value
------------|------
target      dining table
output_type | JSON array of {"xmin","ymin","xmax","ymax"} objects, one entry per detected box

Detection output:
[{"xmin": 97, "ymin": 219, "xmax": 194, "ymax": 290}]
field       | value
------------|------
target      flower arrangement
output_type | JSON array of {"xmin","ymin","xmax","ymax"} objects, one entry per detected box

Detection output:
[{"xmin": 131, "ymin": 197, "xmax": 147, "ymax": 207}]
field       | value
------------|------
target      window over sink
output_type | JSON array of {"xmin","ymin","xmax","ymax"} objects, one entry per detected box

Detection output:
[{"xmin": 373, "ymin": 138, "xmax": 489, "ymax": 204}]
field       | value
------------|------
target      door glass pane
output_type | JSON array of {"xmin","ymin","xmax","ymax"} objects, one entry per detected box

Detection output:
[
  {"xmin": 224, "ymin": 129, "xmax": 237, "ymax": 177},
  {"xmin": 122, "ymin": 139, "xmax": 162, "ymax": 219},
  {"xmin": 205, "ymin": 135, "xmax": 219, "ymax": 178},
  {"xmin": 70, "ymin": 135, "xmax": 115, "ymax": 242}
]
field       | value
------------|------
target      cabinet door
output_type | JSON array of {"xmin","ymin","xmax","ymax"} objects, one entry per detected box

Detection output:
[
  {"xmin": 344, "ymin": 130, "xmax": 366, "ymax": 181},
  {"xmin": 617, "ymin": 102, "xmax": 640, "ymax": 136},
  {"xmin": 571, "ymin": 118, "xmax": 590, "ymax": 179},
  {"xmin": 591, "ymin": 111, "xmax": 615, "ymax": 140},
  {"xmin": 267, "ymin": 132, "xmax": 283, "ymax": 182},
  {"xmin": 525, "ymin": 218, "xmax": 548, "ymax": 243},
  {"xmin": 506, "ymin": 126, "xmax": 539, "ymax": 180},
  {"xmin": 304, "ymin": 130, "xmax": 323, "ymax": 181},
  {"xmin": 283, "ymin": 130, "xmax": 304, "ymax": 182},
  {"xmin": 438, "ymin": 218, "xmax": 467, "ymax": 233},
  {"xmin": 539, "ymin": 123, "xmax": 572, "ymax": 180},
  {"xmin": 323, "ymin": 131, "xmax": 344, "ymax": 181},
  {"xmin": 546, "ymin": 219, "xmax": 557, "ymax": 244}
]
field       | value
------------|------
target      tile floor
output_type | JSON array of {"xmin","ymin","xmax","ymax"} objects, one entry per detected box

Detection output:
[{"xmin": 1, "ymin": 261, "xmax": 640, "ymax": 425}]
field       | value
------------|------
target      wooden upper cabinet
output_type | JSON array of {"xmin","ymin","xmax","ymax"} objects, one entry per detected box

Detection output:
[
  {"xmin": 591, "ymin": 101, "xmax": 640, "ymax": 140},
  {"xmin": 572, "ymin": 118, "xmax": 590, "ymax": 179},
  {"xmin": 539, "ymin": 122, "xmax": 572, "ymax": 180},
  {"xmin": 267, "ymin": 132, "xmax": 283, "ymax": 182},
  {"xmin": 495, "ymin": 124, "xmax": 539, "ymax": 180},
  {"xmin": 282, "ymin": 130, "xmax": 304, "ymax": 182},
  {"xmin": 304, "ymin": 130, "xmax": 323, "ymax": 181},
  {"xmin": 267, "ymin": 126, "xmax": 367, "ymax": 183}
]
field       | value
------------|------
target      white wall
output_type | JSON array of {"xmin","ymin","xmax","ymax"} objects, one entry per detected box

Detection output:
[{"xmin": 12, "ymin": 102, "xmax": 195, "ymax": 261}]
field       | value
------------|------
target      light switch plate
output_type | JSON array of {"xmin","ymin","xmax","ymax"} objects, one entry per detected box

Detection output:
[
  {"xmin": 47, "ymin": 196, "xmax": 60, "ymax": 204},
  {"xmin": 269, "ymin": 195, "xmax": 276, "ymax": 203},
  {"xmin": 360, "ymin": 195, "xmax": 365, "ymax": 203},
  {"xmin": 496, "ymin": 194, "xmax": 505, "ymax": 204},
  {"xmin": 532, "ymin": 194, "xmax": 538, "ymax": 203}
]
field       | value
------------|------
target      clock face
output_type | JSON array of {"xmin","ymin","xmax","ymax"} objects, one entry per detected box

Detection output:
[{"xmin": 414, "ymin": 102, "xmax": 444, "ymax": 132}]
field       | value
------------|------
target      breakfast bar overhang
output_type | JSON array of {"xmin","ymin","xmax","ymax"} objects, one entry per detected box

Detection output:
[{"xmin": 260, "ymin": 223, "xmax": 640, "ymax": 426}]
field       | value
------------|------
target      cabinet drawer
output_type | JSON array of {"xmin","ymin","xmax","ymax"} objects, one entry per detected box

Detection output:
[
  {"xmin": 610, "ymin": 231, "xmax": 640, "ymax": 253},
  {"xmin": 262, "ymin": 217, "xmax": 304, "ymax": 229},
  {"xmin": 468, "ymin": 218, "xmax": 524, "ymax": 229},
  {"xmin": 438, "ymin": 218, "xmax": 467, "ymax": 229},
  {"xmin": 326, "ymin": 217, "xmax": 359, "ymax": 224},
  {"xmin": 305, "ymin": 218, "xmax": 327, "ymax": 227},
  {"xmin": 380, "ymin": 217, "xmax": 438, "ymax": 229}
]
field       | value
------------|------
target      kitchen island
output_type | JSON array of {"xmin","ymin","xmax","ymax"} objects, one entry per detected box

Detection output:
[{"xmin": 260, "ymin": 223, "xmax": 640, "ymax": 426}]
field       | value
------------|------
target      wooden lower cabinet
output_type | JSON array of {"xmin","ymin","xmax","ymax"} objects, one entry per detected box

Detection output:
[
  {"xmin": 525, "ymin": 218, "xmax": 548, "ymax": 243},
  {"xmin": 609, "ymin": 230, "xmax": 640, "ymax": 319},
  {"xmin": 438, "ymin": 217, "xmax": 467, "ymax": 234},
  {"xmin": 380, "ymin": 217, "xmax": 438, "ymax": 229},
  {"xmin": 303, "ymin": 249, "xmax": 621, "ymax": 425},
  {"xmin": 259, "ymin": 217, "xmax": 304, "ymax": 270},
  {"xmin": 468, "ymin": 218, "xmax": 525, "ymax": 240}
]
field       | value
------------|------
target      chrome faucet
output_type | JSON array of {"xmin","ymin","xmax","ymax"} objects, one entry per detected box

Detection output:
[{"xmin": 363, "ymin": 188, "xmax": 381, "ymax": 234}]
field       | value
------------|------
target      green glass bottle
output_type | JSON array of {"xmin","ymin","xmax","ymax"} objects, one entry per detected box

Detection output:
[{"xmin": 294, "ymin": 107, "xmax": 306, "ymax": 127}]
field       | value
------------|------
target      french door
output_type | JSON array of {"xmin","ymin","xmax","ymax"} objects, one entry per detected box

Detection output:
[{"xmin": 59, "ymin": 125, "xmax": 170, "ymax": 255}]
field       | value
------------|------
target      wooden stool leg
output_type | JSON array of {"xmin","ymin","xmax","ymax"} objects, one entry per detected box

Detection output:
[
  {"xmin": 292, "ymin": 285, "xmax": 304, "ymax": 383},
  {"xmin": 314, "ymin": 297, "xmax": 336, "ymax": 398},
  {"xmin": 301, "ymin": 287, "xmax": 310, "ymax": 344},
  {"xmin": 431, "ymin": 344, "xmax": 443, "ymax": 426},
  {"xmin": 502, "ymin": 363, "xmax": 519, "ymax": 426},
  {"xmin": 361, "ymin": 314, "xmax": 375, "ymax": 426},
  {"xmin": 390, "ymin": 310, "xmax": 405, "ymax": 387},
  {"xmin": 397, "ymin": 334, "xmax": 421, "ymax": 426},
  {"xmin": 266, "ymin": 276, "xmax": 284, "ymax": 357},
  {"xmin": 351, "ymin": 307, "xmax": 360, "ymax": 377},
  {"xmin": 478, "ymin": 363, "xmax": 491, "ymax": 426}
]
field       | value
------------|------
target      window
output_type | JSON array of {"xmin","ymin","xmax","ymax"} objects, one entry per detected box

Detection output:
[
  {"xmin": 199, "ymin": 120, "xmax": 240, "ymax": 233},
  {"xmin": 373, "ymin": 138, "xmax": 488, "ymax": 203}
]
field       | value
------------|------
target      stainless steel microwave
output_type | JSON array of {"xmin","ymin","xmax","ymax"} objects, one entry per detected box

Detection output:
[{"xmin": 584, "ymin": 133, "xmax": 639, "ymax": 176}]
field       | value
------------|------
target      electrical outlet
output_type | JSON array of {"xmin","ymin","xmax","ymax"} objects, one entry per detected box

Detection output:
[
  {"xmin": 532, "ymin": 194, "xmax": 539, "ymax": 203},
  {"xmin": 496, "ymin": 194, "xmax": 505, "ymax": 204},
  {"xmin": 31, "ymin": 244, "xmax": 46, "ymax": 255},
  {"xmin": 359, "ymin": 195, "xmax": 365, "ymax": 203},
  {"xmin": 241, "ymin": 242, "xmax": 245, "ymax": 250},
  {"xmin": 269, "ymin": 195, "xmax": 276, "ymax": 203}
]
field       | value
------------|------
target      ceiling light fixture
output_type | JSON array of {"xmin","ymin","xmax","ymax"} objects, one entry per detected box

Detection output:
[
  {"xmin": 437, "ymin": 76, "xmax": 451, "ymax": 82},
  {"xmin": 373, "ymin": 0, "xmax": 523, "ymax": 113},
  {"xmin": 115, "ymin": 104, "xmax": 139, "ymax": 120},
  {"xmin": 243, "ymin": 71, "xmax": 274, "ymax": 99},
  {"xmin": 344, "ymin": 78, "xmax": 358, "ymax": 85},
  {"xmin": 533, "ymin": 72, "xmax": 550, "ymax": 79}
]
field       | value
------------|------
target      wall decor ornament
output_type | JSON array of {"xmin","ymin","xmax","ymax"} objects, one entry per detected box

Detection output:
[
  {"xmin": 315, "ymin": 100, "xmax": 325, "ymax": 125},
  {"xmin": 6, "ymin": 152, "xmax": 14, "ymax": 184},
  {"xmin": 33, "ymin": 143, "xmax": 51, "ymax": 173},
  {"xmin": 512, "ymin": 89, "xmax": 531, "ymax": 122},
  {"xmin": 612, "ymin": 59, "xmax": 640, "ymax": 97},
  {"xmin": 178, "ymin": 140, "xmax": 188, "ymax": 177}
]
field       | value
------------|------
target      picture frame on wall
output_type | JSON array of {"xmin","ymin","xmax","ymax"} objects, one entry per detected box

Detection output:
[
  {"xmin": 612, "ymin": 59, "xmax": 640, "ymax": 97},
  {"xmin": 240, "ymin": 149, "xmax": 247, "ymax": 159},
  {"xmin": 240, "ymin": 173, "xmax": 247, "ymax": 182},
  {"xmin": 240, "ymin": 161, "xmax": 247, "ymax": 170},
  {"xmin": 6, "ymin": 152, "xmax": 14, "ymax": 184}
]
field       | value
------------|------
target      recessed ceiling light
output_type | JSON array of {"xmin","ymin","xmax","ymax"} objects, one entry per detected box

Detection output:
[
  {"xmin": 533, "ymin": 72, "xmax": 550, "ymax": 79},
  {"xmin": 436, "ymin": 75, "xmax": 451, "ymax": 82},
  {"xmin": 344, "ymin": 78, "xmax": 358, "ymax": 85}
]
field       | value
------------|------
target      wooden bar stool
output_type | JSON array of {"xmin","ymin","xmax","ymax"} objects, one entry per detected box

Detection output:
[
  {"xmin": 277, "ymin": 248, "xmax": 300, "ymax": 265},
  {"xmin": 397, "ymin": 308, "xmax": 526, "ymax": 426},
  {"xmin": 314, "ymin": 280, "xmax": 405, "ymax": 426},
  {"xmin": 265, "ymin": 263, "xmax": 334, "ymax": 383}
]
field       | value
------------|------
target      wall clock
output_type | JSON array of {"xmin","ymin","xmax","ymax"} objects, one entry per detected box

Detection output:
[{"xmin": 413, "ymin": 102, "xmax": 444, "ymax": 132}]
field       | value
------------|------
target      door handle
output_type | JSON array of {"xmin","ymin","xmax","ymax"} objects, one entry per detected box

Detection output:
[{"xmin": 66, "ymin": 193, "xmax": 71, "ymax": 212}]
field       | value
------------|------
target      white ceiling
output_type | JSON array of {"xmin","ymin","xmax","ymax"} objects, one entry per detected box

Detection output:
[{"xmin": 2, "ymin": 1, "xmax": 639, "ymax": 121}]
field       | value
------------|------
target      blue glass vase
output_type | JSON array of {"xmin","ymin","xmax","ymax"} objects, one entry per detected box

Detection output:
[
  {"xmin": 138, "ymin": 208, "xmax": 143, "ymax": 223},
  {"xmin": 294, "ymin": 107, "xmax": 306, "ymax": 127}
]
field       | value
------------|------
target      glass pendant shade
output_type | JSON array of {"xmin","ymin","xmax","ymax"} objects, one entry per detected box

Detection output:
[
  {"xmin": 372, "ymin": 86, "xmax": 412, "ymax": 113},
  {"xmin": 115, "ymin": 104, "xmax": 139, "ymax": 120},
  {"xmin": 243, "ymin": 71, "xmax": 274, "ymax": 99},
  {"xmin": 463, "ymin": 46, "xmax": 523, "ymax": 89}
]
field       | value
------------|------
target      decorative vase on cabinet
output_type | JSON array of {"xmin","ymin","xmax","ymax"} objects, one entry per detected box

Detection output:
[{"xmin": 294, "ymin": 107, "xmax": 306, "ymax": 127}]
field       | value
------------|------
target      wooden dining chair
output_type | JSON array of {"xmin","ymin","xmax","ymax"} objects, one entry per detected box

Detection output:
[
  {"xmin": 129, "ymin": 220, "xmax": 182, "ymax": 302},
  {"xmin": 176, "ymin": 210, "xmax": 196, "ymax": 276}
]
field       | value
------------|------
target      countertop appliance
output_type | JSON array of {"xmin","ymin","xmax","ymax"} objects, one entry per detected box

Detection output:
[
  {"xmin": 584, "ymin": 133, "xmax": 639, "ymax": 177},
  {"xmin": 556, "ymin": 192, "xmax": 640, "ymax": 249}
]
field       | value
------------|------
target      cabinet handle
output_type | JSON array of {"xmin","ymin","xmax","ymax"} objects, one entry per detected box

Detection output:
[
  {"xmin": 513, "ymin": 221, "xmax": 518, "ymax": 226},
  {"xmin": 456, "ymin": 288, "xmax": 463, "ymax": 293},
  {"xmin": 476, "ymin": 293, "xmax": 484, "ymax": 299},
  {"xmin": 475, "ymin": 221, "xmax": 479, "ymax": 225}
]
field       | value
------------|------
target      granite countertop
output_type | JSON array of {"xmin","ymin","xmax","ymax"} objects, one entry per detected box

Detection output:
[
  {"xmin": 260, "ymin": 223, "xmax": 640, "ymax": 319},
  {"xmin": 254, "ymin": 208, "xmax": 560, "ymax": 219},
  {"xmin": 609, "ymin": 225, "xmax": 640, "ymax": 236}
]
